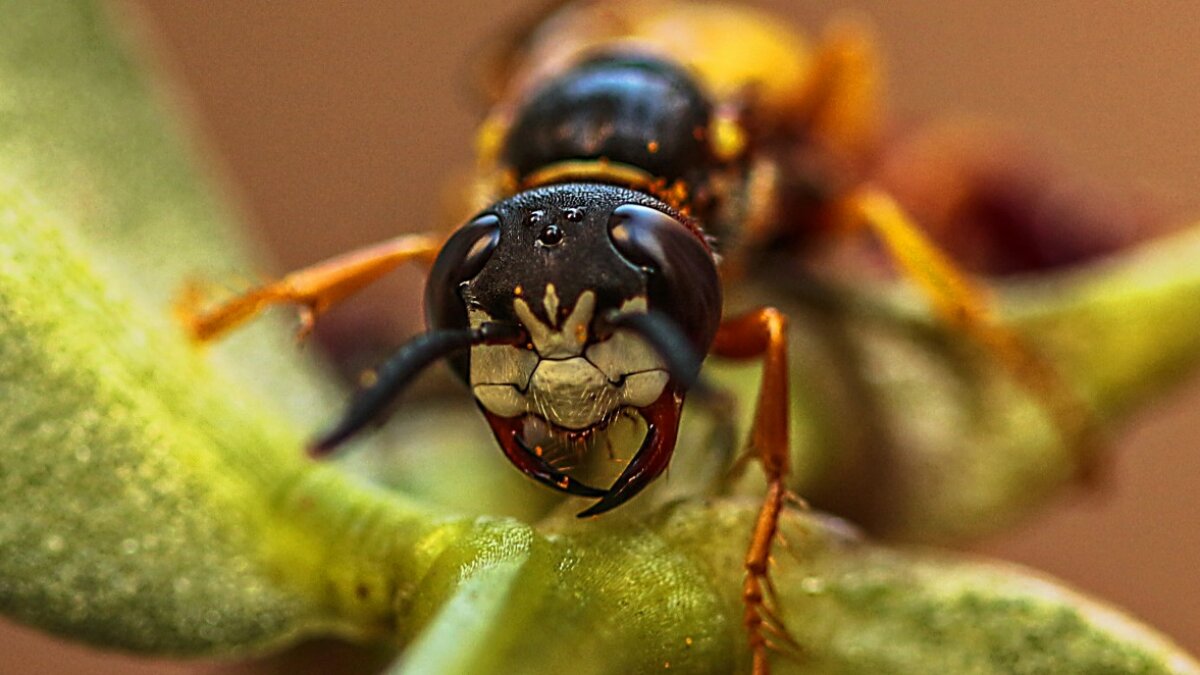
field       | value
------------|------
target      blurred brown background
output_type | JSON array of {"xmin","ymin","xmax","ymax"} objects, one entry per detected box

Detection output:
[{"xmin": 3, "ymin": 1, "xmax": 1198, "ymax": 671}]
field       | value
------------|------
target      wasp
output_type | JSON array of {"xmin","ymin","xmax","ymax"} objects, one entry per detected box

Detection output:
[{"xmin": 181, "ymin": 1, "xmax": 1094, "ymax": 671}]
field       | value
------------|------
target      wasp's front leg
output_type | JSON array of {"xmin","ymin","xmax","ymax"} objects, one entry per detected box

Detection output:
[
  {"xmin": 712, "ymin": 307, "xmax": 801, "ymax": 675},
  {"xmin": 177, "ymin": 233, "xmax": 441, "ymax": 343}
]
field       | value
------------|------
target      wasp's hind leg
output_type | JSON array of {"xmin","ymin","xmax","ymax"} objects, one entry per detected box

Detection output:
[
  {"xmin": 177, "ymin": 234, "xmax": 441, "ymax": 343},
  {"xmin": 712, "ymin": 307, "xmax": 801, "ymax": 675},
  {"xmin": 838, "ymin": 186, "xmax": 1098, "ymax": 477}
]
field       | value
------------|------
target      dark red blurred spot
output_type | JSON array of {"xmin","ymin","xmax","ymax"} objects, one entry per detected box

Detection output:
[{"xmin": 873, "ymin": 120, "xmax": 1163, "ymax": 276}]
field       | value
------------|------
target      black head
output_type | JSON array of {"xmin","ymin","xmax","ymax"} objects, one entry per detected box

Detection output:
[
  {"xmin": 425, "ymin": 183, "xmax": 722, "ymax": 383},
  {"xmin": 422, "ymin": 183, "xmax": 722, "ymax": 514}
]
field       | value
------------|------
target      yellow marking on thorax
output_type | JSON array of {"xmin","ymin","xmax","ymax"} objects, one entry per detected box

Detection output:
[
  {"xmin": 508, "ymin": 1, "xmax": 815, "ymax": 125},
  {"xmin": 639, "ymin": 5, "xmax": 814, "ymax": 112},
  {"xmin": 522, "ymin": 160, "xmax": 656, "ymax": 192},
  {"xmin": 474, "ymin": 112, "xmax": 510, "ymax": 167},
  {"xmin": 709, "ymin": 113, "xmax": 747, "ymax": 162},
  {"xmin": 521, "ymin": 160, "xmax": 691, "ymax": 211}
]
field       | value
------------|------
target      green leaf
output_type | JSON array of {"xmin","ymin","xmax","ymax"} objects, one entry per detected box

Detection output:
[
  {"xmin": 0, "ymin": 0, "xmax": 339, "ymax": 417},
  {"xmin": 393, "ymin": 501, "xmax": 1200, "ymax": 675},
  {"xmin": 2, "ymin": 0, "xmax": 1198, "ymax": 673},
  {"xmin": 0, "ymin": 0, "xmax": 371, "ymax": 654},
  {"xmin": 1009, "ymin": 226, "xmax": 1200, "ymax": 421},
  {"xmin": 0, "ymin": 189, "xmax": 301, "ymax": 653}
]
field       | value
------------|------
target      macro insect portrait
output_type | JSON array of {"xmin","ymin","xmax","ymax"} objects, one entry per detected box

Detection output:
[{"xmin": 2, "ymin": 1, "xmax": 1199, "ymax": 674}]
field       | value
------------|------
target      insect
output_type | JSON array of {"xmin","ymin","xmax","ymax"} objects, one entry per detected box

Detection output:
[{"xmin": 179, "ymin": 1, "xmax": 1093, "ymax": 671}]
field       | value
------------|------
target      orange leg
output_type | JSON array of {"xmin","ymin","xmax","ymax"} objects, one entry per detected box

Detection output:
[
  {"xmin": 838, "ymin": 186, "xmax": 1096, "ymax": 470},
  {"xmin": 712, "ymin": 307, "xmax": 796, "ymax": 675},
  {"xmin": 177, "ymin": 234, "xmax": 441, "ymax": 343}
]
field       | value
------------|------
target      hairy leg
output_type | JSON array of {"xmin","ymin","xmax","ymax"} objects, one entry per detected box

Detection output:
[{"xmin": 712, "ymin": 307, "xmax": 796, "ymax": 675}]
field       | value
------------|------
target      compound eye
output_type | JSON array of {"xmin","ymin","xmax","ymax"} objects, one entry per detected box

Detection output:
[
  {"xmin": 607, "ymin": 204, "xmax": 721, "ymax": 351},
  {"xmin": 609, "ymin": 204, "xmax": 672, "ymax": 271},
  {"xmin": 424, "ymin": 214, "xmax": 500, "ymax": 333},
  {"xmin": 454, "ymin": 214, "xmax": 502, "ymax": 281}
]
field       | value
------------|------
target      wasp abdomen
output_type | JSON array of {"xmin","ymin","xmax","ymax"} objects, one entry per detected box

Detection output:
[{"xmin": 503, "ymin": 54, "xmax": 714, "ymax": 184}]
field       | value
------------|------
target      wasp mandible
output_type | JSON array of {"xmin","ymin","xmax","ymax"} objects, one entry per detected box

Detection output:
[{"xmin": 181, "ymin": 1, "xmax": 1090, "ymax": 671}]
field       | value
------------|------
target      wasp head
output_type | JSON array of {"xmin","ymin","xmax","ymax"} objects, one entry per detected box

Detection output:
[{"xmin": 424, "ymin": 183, "xmax": 721, "ymax": 514}]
